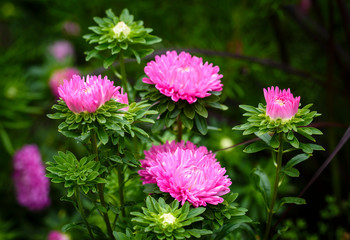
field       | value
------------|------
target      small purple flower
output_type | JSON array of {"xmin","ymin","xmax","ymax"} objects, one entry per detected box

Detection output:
[{"xmin": 13, "ymin": 144, "xmax": 50, "ymax": 211}]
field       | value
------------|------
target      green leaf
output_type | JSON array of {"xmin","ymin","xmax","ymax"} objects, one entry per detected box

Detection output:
[
  {"xmin": 97, "ymin": 126, "xmax": 109, "ymax": 145},
  {"xmin": 103, "ymin": 54, "xmax": 118, "ymax": 69},
  {"xmin": 85, "ymin": 49, "xmax": 99, "ymax": 61},
  {"xmin": 281, "ymin": 167, "xmax": 300, "ymax": 177},
  {"xmin": 151, "ymin": 118, "xmax": 165, "ymax": 133},
  {"xmin": 289, "ymin": 136, "xmax": 300, "ymax": 148},
  {"xmin": 308, "ymin": 143, "xmax": 325, "ymax": 151},
  {"xmin": 194, "ymin": 115, "xmax": 207, "ymax": 135},
  {"xmin": 270, "ymin": 133, "xmax": 280, "ymax": 148},
  {"xmin": 194, "ymin": 103, "xmax": 208, "ymax": 118},
  {"xmin": 180, "ymin": 113, "xmax": 193, "ymax": 130},
  {"xmin": 188, "ymin": 229, "xmax": 212, "ymax": 238},
  {"xmin": 113, "ymin": 232, "xmax": 130, "ymax": 240},
  {"xmin": 187, "ymin": 207, "xmax": 206, "ymax": 219},
  {"xmin": 243, "ymin": 141, "xmax": 270, "ymax": 153},
  {"xmin": 280, "ymin": 197, "xmax": 306, "ymax": 207},
  {"xmin": 184, "ymin": 104, "xmax": 195, "ymax": 119},
  {"xmin": 285, "ymin": 153, "xmax": 310, "ymax": 169},
  {"xmin": 239, "ymin": 105, "xmax": 259, "ymax": 113},
  {"xmin": 250, "ymin": 168, "xmax": 271, "ymax": 207},
  {"xmin": 299, "ymin": 142, "xmax": 313, "ymax": 154}
]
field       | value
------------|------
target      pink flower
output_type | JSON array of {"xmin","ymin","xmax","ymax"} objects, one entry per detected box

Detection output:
[
  {"xmin": 113, "ymin": 87, "xmax": 129, "ymax": 111},
  {"xmin": 139, "ymin": 141, "xmax": 231, "ymax": 207},
  {"xmin": 47, "ymin": 231, "xmax": 70, "ymax": 240},
  {"xmin": 143, "ymin": 51, "xmax": 223, "ymax": 104},
  {"xmin": 264, "ymin": 86, "xmax": 300, "ymax": 120},
  {"xmin": 49, "ymin": 40, "xmax": 74, "ymax": 61},
  {"xmin": 62, "ymin": 21, "xmax": 81, "ymax": 36},
  {"xmin": 58, "ymin": 75, "xmax": 127, "ymax": 114},
  {"xmin": 13, "ymin": 145, "xmax": 50, "ymax": 211},
  {"xmin": 49, "ymin": 68, "xmax": 80, "ymax": 98}
]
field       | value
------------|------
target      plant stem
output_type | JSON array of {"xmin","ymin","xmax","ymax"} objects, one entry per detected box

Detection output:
[
  {"xmin": 263, "ymin": 133, "xmax": 284, "ymax": 240},
  {"xmin": 91, "ymin": 132, "xmax": 115, "ymax": 240},
  {"xmin": 75, "ymin": 186, "xmax": 95, "ymax": 239},
  {"xmin": 119, "ymin": 50, "xmax": 129, "ymax": 101},
  {"xmin": 177, "ymin": 116, "xmax": 182, "ymax": 142},
  {"xmin": 117, "ymin": 164, "xmax": 126, "ymax": 218}
]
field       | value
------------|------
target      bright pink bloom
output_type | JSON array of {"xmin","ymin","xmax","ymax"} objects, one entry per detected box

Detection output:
[
  {"xmin": 143, "ymin": 51, "xmax": 223, "ymax": 104},
  {"xmin": 139, "ymin": 141, "xmax": 231, "ymax": 207},
  {"xmin": 47, "ymin": 231, "xmax": 70, "ymax": 240},
  {"xmin": 13, "ymin": 145, "xmax": 50, "ymax": 211},
  {"xmin": 113, "ymin": 88, "xmax": 129, "ymax": 111},
  {"xmin": 49, "ymin": 68, "xmax": 80, "ymax": 98},
  {"xmin": 264, "ymin": 86, "xmax": 300, "ymax": 120},
  {"xmin": 49, "ymin": 40, "xmax": 74, "ymax": 61},
  {"xmin": 58, "ymin": 75, "xmax": 127, "ymax": 114}
]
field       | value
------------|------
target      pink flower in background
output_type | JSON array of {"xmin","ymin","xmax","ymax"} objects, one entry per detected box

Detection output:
[
  {"xmin": 139, "ymin": 141, "xmax": 231, "ymax": 207},
  {"xmin": 58, "ymin": 75, "xmax": 125, "ymax": 114},
  {"xmin": 143, "ymin": 51, "xmax": 223, "ymax": 104},
  {"xmin": 62, "ymin": 21, "xmax": 81, "ymax": 36},
  {"xmin": 49, "ymin": 40, "xmax": 74, "ymax": 61},
  {"xmin": 47, "ymin": 231, "xmax": 70, "ymax": 240},
  {"xmin": 264, "ymin": 86, "xmax": 300, "ymax": 120},
  {"xmin": 49, "ymin": 68, "xmax": 80, "ymax": 98},
  {"xmin": 13, "ymin": 145, "xmax": 50, "ymax": 211}
]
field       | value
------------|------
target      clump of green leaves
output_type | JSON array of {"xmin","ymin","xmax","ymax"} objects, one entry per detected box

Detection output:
[
  {"xmin": 203, "ymin": 193, "xmax": 251, "ymax": 230},
  {"xmin": 232, "ymin": 103, "xmax": 321, "ymax": 136},
  {"xmin": 46, "ymin": 151, "xmax": 106, "ymax": 197},
  {"xmin": 131, "ymin": 196, "xmax": 212, "ymax": 240},
  {"xmin": 83, "ymin": 8, "xmax": 162, "ymax": 67},
  {"xmin": 139, "ymin": 84, "xmax": 227, "ymax": 135}
]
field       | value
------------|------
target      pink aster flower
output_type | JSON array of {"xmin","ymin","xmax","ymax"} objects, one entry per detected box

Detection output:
[
  {"xmin": 47, "ymin": 231, "xmax": 70, "ymax": 240},
  {"xmin": 13, "ymin": 144, "xmax": 50, "ymax": 211},
  {"xmin": 49, "ymin": 68, "xmax": 80, "ymax": 98},
  {"xmin": 49, "ymin": 40, "xmax": 74, "ymax": 61},
  {"xmin": 113, "ymin": 87, "xmax": 129, "ymax": 111},
  {"xmin": 143, "ymin": 51, "xmax": 223, "ymax": 104},
  {"xmin": 58, "ymin": 75, "xmax": 127, "ymax": 114},
  {"xmin": 139, "ymin": 141, "xmax": 231, "ymax": 207},
  {"xmin": 264, "ymin": 86, "xmax": 300, "ymax": 120}
]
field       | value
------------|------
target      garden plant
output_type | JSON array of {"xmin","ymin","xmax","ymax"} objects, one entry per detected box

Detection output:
[{"xmin": 1, "ymin": 1, "xmax": 350, "ymax": 240}]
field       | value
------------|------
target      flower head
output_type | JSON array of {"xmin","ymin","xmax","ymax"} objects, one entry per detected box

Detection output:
[
  {"xmin": 143, "ymin": 51, "xmax": 223, "ymax": 104},
  {"xmin": 139, "ymin": 141, "xmax": 231, "ymax": 207},
  {"xmin": 13, "ymin": 144, "xmax": 50, "ymax": 211},
  {"xmin": 264, "ymin": 86, "xmax": 300, "ymax": 120},
  {"xmin": 47, "ymin": 231, "xmax": 70, "ymax": 240},
  {"xmin": 49, "ymin": 68, "xmax": 80, "ymax": 98},
  {"xmin": 49, "ymin": 40, "xmax": 74, "ymax": 61},
  {"xmin": 58, "ymin": 74, "xmax": 127, "ymax": 114}
]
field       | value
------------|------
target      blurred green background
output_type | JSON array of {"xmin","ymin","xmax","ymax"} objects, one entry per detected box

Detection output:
[{"xmin": 1, "ymin": 0, "xmax": 350, "ymax": 239}]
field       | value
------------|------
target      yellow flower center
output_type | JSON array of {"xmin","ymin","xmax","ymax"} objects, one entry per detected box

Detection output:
[
  {"xmin": 113, "ymin": 21, "xmax": 131, "ymax": 38},
  {"xmin": 275, "ymin": 98, "xmax": 285, "ymax": 106}
]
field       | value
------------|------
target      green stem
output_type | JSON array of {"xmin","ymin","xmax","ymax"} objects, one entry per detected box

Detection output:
[
  {"xmin": 91, "ymin": 132, "xmax": 115, "ymax": 240},
  {"xmin": 75, "ymin": 186, "xmax": 95, "ymax": 239},
  {"xmin": 177, "ymin": 116, "xmax": 182, "ymax": 142},
  {"xmin": 263, "ymin": 133, "xmax": 284, "ymax": 240},
  {"xmin": 117, "ymin": 164, "xmax": 126, "ymax": 218},
  {"xmin": 119, "ymin": 50, "xmax": 129, "ymax": 101}
]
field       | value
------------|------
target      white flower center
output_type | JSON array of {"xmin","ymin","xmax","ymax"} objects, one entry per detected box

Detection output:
[
  {"xmin": 113, "ymin": 21, "xmax": 131, "ymax": 37},
  {"xmin": 160, "ymin": 213, "xmax": 176, "ymax": 225},
  {"xmin": 275, "ymin": 98, "xmax": 285, "ymax": 106}
]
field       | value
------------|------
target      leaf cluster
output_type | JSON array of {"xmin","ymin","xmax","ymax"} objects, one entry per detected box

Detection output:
[
  {"xmin": 233, "ymin": 104, "xmax": 321, "ymax": 135},
  {"xmin": 140, "ymin": 85, "xmax": 227, "ymax": 135},
  {"xmin": 131, "ymin": 196, "xmax": 212, "ymax": 240},
  {"xmin": 46, "ymin": 151, "xmax": 106, "ymax": 197},
  {"xmin": 83, "ymin": 8, "xmax": 162, "ymax": 67},
  {"xmin": 203, "ymin": 193, "xmax": 251, "ymax": 230}
]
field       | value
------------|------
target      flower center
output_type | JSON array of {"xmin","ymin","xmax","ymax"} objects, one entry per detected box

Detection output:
[
  {"xmin": 113, "ymin": 21, "xmax": 131, "ymax": 37},
  {"xmin": 275, "ymin": 98, "xmax": 285, "ymax": 106},
  {"xmin": 160, "ymin": 213, "xmax": 176, "ymax": 226},
  {"xmin": 177, "ymin": 66, "xmax": 192, "ymax": 73}
]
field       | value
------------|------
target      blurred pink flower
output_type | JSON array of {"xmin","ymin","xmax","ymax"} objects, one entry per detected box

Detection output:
[
  {"xmin": 49, "ymin": 68, "xmax": 80, "ymax": 98},
  {"xmin": 47, "ymin": 231, "xmax": 70, "ymax": 240},
  {"xmin": 62, "ymin": 21, "xmax": 81, "ymax": 36},
  {"xmin": 264, "ymin": 86, "xmax": 300, "ymax": 120},
  {"xmin": 58, "ymin": 75, "xmax": 127, "ymax": 114},
  {"xmin": 13, "ymin": 144, "xmax": 50, "ymax": 211},
  {"xmin": 49, "ymin": 40, "xmax": 74, "ymax": 61},
  {"xmin": 143, "ymin": 51, "xmax": 223, "ymax": 104},
  {"xmin": 139, "ymin": 141, "xmax": 231, "ymax": 207}
]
